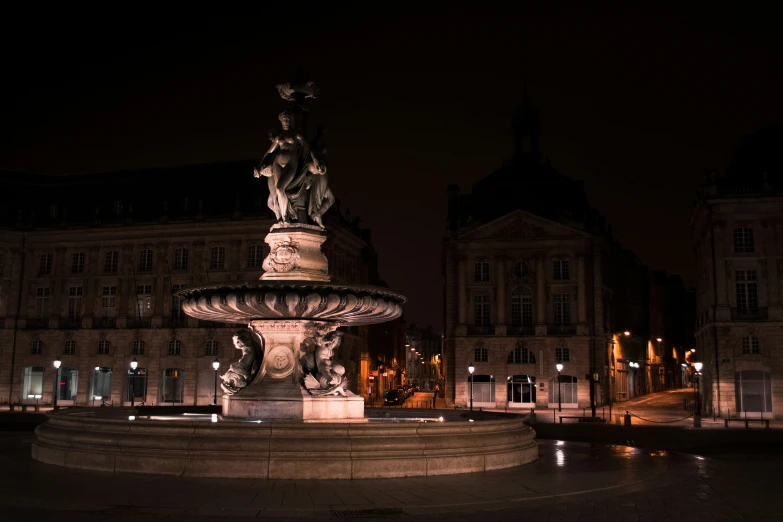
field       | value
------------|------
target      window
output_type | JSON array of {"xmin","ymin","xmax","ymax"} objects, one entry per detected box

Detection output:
[
  {"xmin": 168, "ymin": 339, "xmax": 182, "ymax": 356},
  {"xmin": 555, "ymin": 347, "xmax": 570, "ymax": 363},
  {"xmin": 112, "ymin": 200, "xmax": 123, "ymax": 216},
  {"xmin": 473, "ymin": 295, "xmax": 490, "ymax": 326},
  {"xmin": 39, "ymin": 253, "xmax": 53, "ymax": 275},
  {"xmin": 98, "ymin": 340, "xmax": 110, "ymax": 355},
  {"xmin": 138, "ymin": 249, "xmax": 153, "ymax": 271},
  {"xmin": 735, "ymin": 270, "xmax": 758, "ymax": 314},
  {"xmin": 511, "ymin": 288, "xmax": 533, "ymax": 327},
  {"xmin": 210, "ymin": 246, "xmax": 225, "ymax": 269},
  {"xmin": 247, "ymin": 245, "xmax": 264, "ymax": 268},
  {"xmin": 64, "ymin": 340, "xmax": 76, "ymax": 355},
  {"xmin": 174, "ymin": 247, "xmax": 189, "ymax": 270},
  {"xmin": 742, "ymin": 336, "xmax": 760, "ymax": 355},
  {"xmin": 553, "ymin": 259, "xmax": 570, "ymax": 281},
  {"xmin": 474, "ymin": 261, "xmax": 490, "ymax": 282},
  {"xmin": 104, "ymin": 251, "xmax": 119, "ymax": 273},
  {"xmin": 136, "ymin": 285, "xmax": 153, "ymax": 321},
  {"xmin": 101, "ymin": 286, "xmax": 117, "ymax": 316},
  {"xmin": 68, "ymin": 286, "xmax": 83, "ymax": 320},
  {"xmin": 474, "ymin": 346, "xmax": 488, "ymax": 362},
  {"xmin": 91, "ymin": 367, "xmax": 112, "ymax": 401},
  {"xmin": 549, "ymin": 375, "xmax": 578, "ymax": 405},
  {"xmin": 553, "ymin": 294, "xmax": 571, "ymax": 325},
  {"xmin": 35, "ymin": 287, "xmax": 50, "ymax": 318},
  {"xmin": 734, "ymin": 370, "xmax": 772, "ymax": 415},
  {"xmin": 171, "ymin": 284, "xmax": 184, "ymax": 321},
  {"xmin": 162, "ymin": 368, "xmax": 185, "ymax": 403},
  {"xmin": 514, "ymin": 262, "xmax": 529, "ymax": 278},
  {"xmin": 132, "ymin": 340, "xmax": 145, "ymax": 355},
  {"xmin": 31, "ymin": 340, "xmax": 43, "ymax": 355},
  {"xmin": 127, "ymin": 368, "xmax": 148, "ymax": 402},
  {"xmin": 733, "ymin": 227, "xmax": 755, "ymax": 253},
  {"xmin": 205, "ymin": 339, "xmax": 218, "ymax": 356},
  {"xmin": 71, "ymin": 252, "xmax": 85, "ymax": 274},
  {"xmin": 508, "ymin": 346, "xmax": 535, "ymax": 364},
  {"xmin": 22, "ymin": 367, "xmax": 44, "ymax": 400},
  {"xmin": 468, "ymin": 374, "xmax": 495, "ymax": 403},
  {"xmin": 56, "ymin": 367, "xmax": 78, "ymax": 401}
]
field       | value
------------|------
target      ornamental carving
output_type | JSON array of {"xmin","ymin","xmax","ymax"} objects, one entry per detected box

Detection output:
[{"xmin": 266, "ymin": 236, "xmax": 300, "ymax": 273}]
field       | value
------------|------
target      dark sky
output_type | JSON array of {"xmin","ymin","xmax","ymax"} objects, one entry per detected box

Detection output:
[{"xmin": 2, "ymin": 7, "xmax": 782, "ymax": 332}]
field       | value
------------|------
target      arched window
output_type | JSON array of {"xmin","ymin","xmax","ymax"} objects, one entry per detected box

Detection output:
[
  {"xmin": 511, "ymin": 287, "xmax": 533, "ymax": 327},
  {"xmin": 741, "ymin": 336, "xmax": 759, "ymax": 354},
  {"xmin": 474, "ymin": 347, "xmax": 488, "ymax": 362},
  {"xmin": 508, "ymin": 346, "xmax": 535, "ymax": 364},
  {"xmin": 168, "ymin": 339, "xmax": 182, "ymax": 356}
]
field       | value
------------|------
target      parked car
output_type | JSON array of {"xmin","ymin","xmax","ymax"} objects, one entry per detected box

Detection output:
[
  {"xmin": 384, "ymin": 390, "xmax": 404, "ymax": 406},
  {"xmin": 396, "ymin": 387, "xmax": 409, "ymax": 399}
]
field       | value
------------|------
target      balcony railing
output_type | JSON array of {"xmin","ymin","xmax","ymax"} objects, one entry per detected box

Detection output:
[
  {"xmin": 507, "ymin": 326, "xmax": 535, "ymax": 336},
  {"xmin": 25, "ymin": 318, "xmax": 49, "ymax": 329},
  {"xmin": 93, "ymin": 317, "xmax": 117, "ymax": 329},
  {"xmin": 128, "ymin": 317, "xmax": 153, "ymax": 329},
  {"xmin": 549, "ymin": 324, "xmax": 576, "ymax": 335},
  {"xmin": 467, "ymin": 326, "xmax": 494, "ymax": 335},
  {"xmin": 59, "ymin": 318, "xmax": 82, "ymax": 329}
]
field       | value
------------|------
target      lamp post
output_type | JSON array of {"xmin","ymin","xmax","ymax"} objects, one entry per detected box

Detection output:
[
  {"xmin": 212, "ymin": 358, "xmax": 220, "ymax": 406},
  {"xmin": 693, "ymin": 361, "xmax": 703, "ymax": 428},
  {"xmin": 556, "ymin": 363, "xmax": 563, "ymax": 412},
  {"xmin": 130, "ymin": 357, "xmax": 138, "ymax": 408},
  {"xmin": 53, "ymin": 357, "xmax": 61, "ymax": 411},
  {"xmin": 468, "ymin": 363, "xmax": 475, "ymax": 412}
]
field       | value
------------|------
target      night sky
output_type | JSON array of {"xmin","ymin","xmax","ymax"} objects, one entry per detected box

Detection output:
[{"xmin": 2, "ymin": 7, "xmax": 782, "ymax": 332}]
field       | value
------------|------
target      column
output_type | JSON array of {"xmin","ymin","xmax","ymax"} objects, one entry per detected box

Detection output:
[
  {"xmin": 535, "ymin": 257, "xmax": 547, "ymax": 335},
  {"xmin": 577, "ymin": 256, "xmax": 587, "ymax": 324},
  {"xmin": 457, "ymin": 257, "xmax": 467, "ymax": 326},
  {"xmin": 763, "ymin": 221, "xmax": 781, "ymax": 319},
  {"xmin": 495, "ymin": 256, "xmax": 506, "ymax": 335}
]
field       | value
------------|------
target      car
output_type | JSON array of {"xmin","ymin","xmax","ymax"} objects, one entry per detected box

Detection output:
[
  {"xmin": 384, "ymin": 390, "xmax": 404, "ymax": 406},
  {"xmin": 413, "ymin": 384, "xmax": 420, "ymax": 393},
  {"xmin": 396, "ymin": 387, "xmax": 408, "ymax": 399}
]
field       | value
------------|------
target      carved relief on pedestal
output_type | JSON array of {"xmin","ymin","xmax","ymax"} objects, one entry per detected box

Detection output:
[
  {"xmin": 264, "ymin": 344, "xmax": 296, "ymax": 379},
  {"xmin": 264, "ymin": 236, "xmax": 300, "ymax": 273}
]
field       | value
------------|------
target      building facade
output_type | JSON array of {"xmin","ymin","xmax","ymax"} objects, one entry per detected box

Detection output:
[
  {"xmin": 443, "ymin": 97, "xmax": 650, "ymax": 411},
  {"xmin": 0, "ymin": 162, "xmax": 399, "ymax": 408},
  {"xmin": 405, "ymin": 325, "xmax": 443, "ymax": 392},
  {"xmin": 691, "ymin": 126, "xmax": 783, "ymax": 419}
]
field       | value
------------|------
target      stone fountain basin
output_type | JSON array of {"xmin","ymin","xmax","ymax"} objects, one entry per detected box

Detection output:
[
  {"xmin": 32, "ymin": 409, "xmax": 538, "ymax": 479},
  {"xmin": 177, "ymin": 281, "xmax": 406, "ymax": 325}
]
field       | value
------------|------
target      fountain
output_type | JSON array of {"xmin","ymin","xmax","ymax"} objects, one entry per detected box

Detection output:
[{"xmin": 31, "ymin": 78, "xmax": 537, "ymax": 478}]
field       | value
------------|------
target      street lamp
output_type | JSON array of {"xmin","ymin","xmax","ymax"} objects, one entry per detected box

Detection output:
[
  {"xmin": 693, "ymin": 361, "xmax": 703, "ymax": 428},
  {"xmin": 468, "ymin": 363, "xmax": 475, "ymax": 412},
  {"xmin": 623, "ymin": 331, "xmax": 631, "ymax": 337},
  {"xmin": 212, "ymin": 358, "xmax": 220, "ymax": 406},
  {"xmin": 53, "ymin": 357, "xmax": 61, "ymax": 411},
  {"xmin": 556, "ymin": 363, "xmax": 563, "ymax": 412},
  {"xmin": 130, "ymin": 357, "xmax": 138, "ymax": 408}
]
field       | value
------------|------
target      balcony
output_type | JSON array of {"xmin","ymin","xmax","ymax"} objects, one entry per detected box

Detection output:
[
  {"xmin": 25, "ymin": 318, "xmax": 49, "ymax": 330},
  {"xmin": 507, "ymin": 326, "xmax": 535, "ymax": 336},
  {"xmin": 59, "ymin": 318, "xmax": 82, "ymax": 329},
  {"xmin": 467, "ymin": 326, "xmax": 494, "ymax": 336},
  {"xmin": 128, "ymin": 318, "xmax": 153, "ymax": 329},
  {"xmin": 730, "ymin": 307, "xmax": 768, "ymax": 321},
  {"xmin": 93, "ymin": 317, "xmax": 117, "ymax": 329},
  {"xmin": 549, "ymin": 324, "xmax": 576, "ymax": 335}
]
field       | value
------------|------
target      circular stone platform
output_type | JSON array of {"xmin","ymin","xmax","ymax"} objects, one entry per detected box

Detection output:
[{"xmin": 31, "ymin": 409, "xmax": 537, "ymax": 479}]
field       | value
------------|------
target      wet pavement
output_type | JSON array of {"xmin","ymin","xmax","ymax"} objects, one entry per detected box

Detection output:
[{"xmin": 1, "ymin": 432, "xmax": 781, "ymax": 521}]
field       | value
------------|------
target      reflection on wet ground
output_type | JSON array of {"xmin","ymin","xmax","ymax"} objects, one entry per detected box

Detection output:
[{"xmin": 0, "ymin": 434, "xmax": 781, "ymax": 521}]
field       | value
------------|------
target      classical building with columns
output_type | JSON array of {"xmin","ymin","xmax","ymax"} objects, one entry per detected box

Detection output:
[
  {"xmin": 691, "ymin": 126, "xmax": 783, "ymax": 419},
  {"xmin": 0, "ymin": 162, "xmax": 400, "ymax": 408},
  {"xmin": 443, "ymin": 97, "xmax": 648, "ymax": 411}
]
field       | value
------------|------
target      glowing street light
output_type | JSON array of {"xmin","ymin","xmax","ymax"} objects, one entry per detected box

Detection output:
[
  {"xmin": 53, "ymin": 357, "xmax": 61, "ymax": 411},
  {"xmin": 693, "ymin": 361, "xmax": 703, "ymax": 428},
  {"xmin": 556, "ymin": 363, "xmax": 564, "ymax": 412},
  {"xmin": 212, "ymin": 358, "xmax": 220, "ymax": 406},
  {"xmin": 623, "ymin": 331, "xmax": 631, "ymax": 337},
  {"xmin": 129, "ymin": 357, "xmax": 138, "ymax": 408},
  {"xmin": 468, "ymin": 363, "xmax": 475, "ymax": 412}
]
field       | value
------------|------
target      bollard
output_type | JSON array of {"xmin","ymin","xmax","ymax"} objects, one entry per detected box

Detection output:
[
  {"xmin": 624, "ymin": 411, "xmax": 631, "ymax": 427},
  {"xmin": 529, "ymin": 408, "xmax": 536, "ymax": 424}
]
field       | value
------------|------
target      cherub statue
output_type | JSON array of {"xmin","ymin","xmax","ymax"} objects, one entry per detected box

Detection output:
[
  {"xmin": 220, "ymin": 329, "xmax": 264, "ymax": 395},
  {"xmin": 299, "ymin": 324, "xmax": 348, "ymax": 396}
]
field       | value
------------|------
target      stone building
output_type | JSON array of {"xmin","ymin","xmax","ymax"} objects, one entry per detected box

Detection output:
[
  {"xmin": 443, "ymin": 96, "xmax": 650, "ymax": 411},
  {"xmin": 0, "ymin": 161, "xmax": 397, "ymax": 408},
  {"xmin": 691, "ymin": 126, "xmax": 783, "ymax": 419}
]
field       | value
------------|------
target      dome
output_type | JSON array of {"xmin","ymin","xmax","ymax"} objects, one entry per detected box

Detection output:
[{"xmin": 727, "ymin": 125, "xmax": 783, "ymax": 181}]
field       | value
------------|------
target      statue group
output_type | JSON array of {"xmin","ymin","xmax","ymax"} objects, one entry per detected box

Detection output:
[{"xmin": 254, "ymin": 79, "xmax": 335, "ymax": 228}]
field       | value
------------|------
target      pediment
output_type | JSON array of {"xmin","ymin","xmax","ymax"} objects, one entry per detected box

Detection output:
[{"xmin": 457, "ymin": 209, "xmax": 590, "ymax": 241}]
